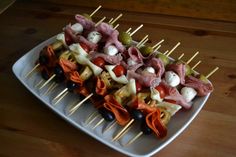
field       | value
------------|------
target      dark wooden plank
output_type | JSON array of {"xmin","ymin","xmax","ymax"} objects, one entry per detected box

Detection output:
[{"xmin": 31, "ymin": 0, "xmax": 236, "ymax": 22}]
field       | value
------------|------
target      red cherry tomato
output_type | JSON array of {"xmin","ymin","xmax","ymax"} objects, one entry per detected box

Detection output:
[
  {"xmin": 80, "ymin": 42, "xmax": 90, "ymax": 53},
  {"xmin": 155, "ymin": 85, "xmax": 166, "ymax": 99},
  {"xmin": 165, "ymin": 99, "xmax": 177, "ymax": 104},
  {"xmin": 135, "ymin": 80, "xmax": 142, "ymax": 92},
  {"xmin": 93, "ymin": 57, "xmax": 105, "ymax": 68},
  {"xmin": 113, "ymin": 65, "xmax": 126, "ymax": 77}
]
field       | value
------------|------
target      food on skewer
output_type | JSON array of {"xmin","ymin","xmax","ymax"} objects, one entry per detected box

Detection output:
[
  {"xmin": 25, "ymin": 6, "xmax": 103, "ymax": 79},
  {"xmin": 110, "ymin": 50, "xmax": 190, "ymax": 141},
  {"xmin": 51, "ymin": 22, "xmax": 133, "ymax": 104},
  {"xmin": 59, "ymin": 26, "xmax": 147, "ymax": 112},
  {"xmin": 109, "ymin": 49, "xmax": 203, "ymax": 141},
  {"xmin": 25, "ymin": 6, "xmax": 219, "ymax": 148},
  {"xmin": 90, "ymin": 48, "xmax": 185, "ymax": 135},
  {"xmin": 123, "ymin": 67, "xmax": 218, "ymax": 146},
  {"xmin": 67, "ymin": 35, "xmax": 155, "ymax": 116}
]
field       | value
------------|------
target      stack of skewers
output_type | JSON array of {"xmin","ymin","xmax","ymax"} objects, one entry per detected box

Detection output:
[{"xmin": 25, "ymin": 5, "xmax": 219, "ymax": 146}]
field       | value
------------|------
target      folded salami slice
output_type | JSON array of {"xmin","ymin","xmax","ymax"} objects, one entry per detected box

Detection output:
[
  {"xmin": 103, "ymin": 95, "xmax": 131, "ymax": 126},
  {"xmin": 185, "ymin": 75, "xmax": 213, "ymax": 96}
]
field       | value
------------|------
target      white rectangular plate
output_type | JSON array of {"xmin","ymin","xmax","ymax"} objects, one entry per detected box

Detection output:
[{"xmin": 12, "ymin": 36, "xmax": 210, "ymax": 157}]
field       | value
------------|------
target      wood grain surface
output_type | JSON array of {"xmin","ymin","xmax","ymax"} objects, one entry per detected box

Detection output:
[{"xmin": 0, "ymin": 0, "xmax": 236, "ymax": 157}]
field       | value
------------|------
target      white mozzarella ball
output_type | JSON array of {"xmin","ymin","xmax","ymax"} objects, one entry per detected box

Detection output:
[
  {"xmin": 165, "ymin": 71, "xmax": 180, "ymax": 87},
  {"xmin": 104, "ymin": 45, "xmax": 118, "ymax": 56},
  {"xmin": 144, "ymin": 67, "xmax": 155, "ymax": 74},
  {"xmin": 87, "ymin": 31, "xmax": 102, "ymax": 44},
  {"xmin": 71, "ymin": 23, "xmax": 83, "ymax": 34},
  {"xmin": 181, "ymin": 87, "xmax": 197, "ymax": 102},
  {"xmin": 127, "ymin": 58, "xmax": 137, "ymax": 66}
]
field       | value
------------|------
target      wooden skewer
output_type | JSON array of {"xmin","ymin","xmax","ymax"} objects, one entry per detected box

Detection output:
[
  {"xmin": 125, "ymin": 131, "xmax": 143, "ymax": 146},
  {"xmin": 113, "ymin": 24, "xmax": 119, "ymax": 29},
  {"xmin": 85, "ymin": 111, "xmax": 98, "ymax": 124},
  {"xmin": 112, "ymin": 119, "xmax": 135, "ymax": 141},
  {"xmin": 152, "ymin": 39, "xmax": 164, "ymax": 49},
  {"xmin": 136, "ymin": 35, "xmax": 149, "ymax": 48},
  {"xmin": 53, "ymin": 88, "xmax": 68, "ymax": 101},
  {"xmin": 137, "ymin": 38, "xmax": 149, "ymax": 48},
  {"xmin": 110, "ymin": 14, "xmax": 123, "ymax": 25},
  {"xmin": 192, "ymin": 60, "xmax": 201, "ymax": 70},
  {"xmin": 124, "ymin": 112, "xmax": 165, "ymax": 146},
  {"xmin": 43, "ymin": 82, "xmax": 57, "ymax": 96},
  {"xmin": 126, "ymin": 28, "xmax": 132, "ymax": 33},
  {"xmin": 86, "ymin": 114, "xmax": 100, "ymax": 126},
  {"xmin": 68, "ymin": 93, "xmax": 94, "ymax": 116},
  {"xmin": 178, "ymin": 53, "xmax": 185, "ymax": 60},
  {"xmin": 103, "ymin": 121, "xmax": 117, "ymax": 133},
  {"xmin": 25, "ymin": 63, "xmax": 40, "ymax": 78},
  {"xmin": 39, "ymin": 74, "xmax": 56, "ymax": 89},
  {"xmin": 206, "ymin": 67, "xmax": 219, "ymax": 79},
  {"xmin": 53, "ymin": 91, "xmax": 69, "ymax": 105},
  {"xmin": 130, "ymin": 24, "xmax": 143, "ymax": 36},
  {"xmin": 108, "ymin": 18, "xmax": 114, "ymax": 24},
  {"xmin": 154, "ymin": 45, "xmax": 161, "ymax": 52},
  {"xmin": 92, "ymin": 118, "xmax": 105, "ymax": 129},
  {"xmin": 114, "ymin": 124, "xmax": 133, "ymax": 141},
  {"xmin": 166, "ymin": 42, "xmax": 181, "ymax": 56},
  {"xmin": 163, "ymin": 50, "xmax": 169, "ymax": 55},
  {"xmin": 89, "ymin": 5, "xmax": 102, "ymax": 17},
  {"xmin": 186, "ymin": 51, "xmax": 199, "ymax": 64},
  {"xmin": 95, "ymin": 17, "xmax": 106, "ymax": 27},
  {"xmin": 35, "ymin": 79, "xmax": 44, "ymax": 88}
]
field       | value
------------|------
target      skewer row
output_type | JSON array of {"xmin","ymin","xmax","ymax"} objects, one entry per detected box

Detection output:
[{"xmin": 25, "ymin": 5, "xmax": 219, "ymax": 147}]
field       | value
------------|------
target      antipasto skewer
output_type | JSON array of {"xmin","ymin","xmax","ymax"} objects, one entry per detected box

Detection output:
[
  {"xmin": 25, "ymin": 5, "xmax": 102, "ymax": 79},
  {"xmin": 124, "ymin": 66, "xmax": 219, "ymax": 146},
  {"xmin": 111, "ymin": 51, "xmax": 200, "ymax": 141},
  {"xmin": 67, "ymin": 35, "xmax": 153, "ymax": 115}
]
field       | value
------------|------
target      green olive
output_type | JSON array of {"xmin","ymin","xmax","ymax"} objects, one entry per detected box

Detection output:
[
  {"xmin": 82, "ymin": 13, "xmax": 92, "ymax": 21},
  {"xmin": 118, "ymin": 32, "xmax": 132, "ymax": 45},
  {"xmin": 199, "ymin": 74, "xmax": 208, "ymax": 83},
  {"xmin": 185, "ymin": 64, "xmax": 194, "ymax": 76},
  {"xmin": 139, "ymin": 46, "xmax": 154, "ymax": 57},
  {"xmin": 156, "ymin": 53, "xmax": 169, "ymax": 66}
]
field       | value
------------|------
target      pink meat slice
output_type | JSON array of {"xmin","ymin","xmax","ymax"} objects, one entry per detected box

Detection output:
[
  {"xmin": 89, "ymin": 52, "xmax": 123, "ymax": 65},
  {"xmin": 184, "ymin": 75, "xmax": 213, "ymax": 96},
  {"xmin": 75, "ymin": 14, "xmax": 95, "ymax": 31},
  {"xmin": 167, "ymin": 63, "xmax": 186, "ymax": 84},
  {"xmin": 146, "ymin": 57, "xmax": 165, "ymax": 78},
  {"xmin": 96, "ymin": 22, "xmax": 125, "ymax": 53},
  {"xmin": 162, "ymin": 82, "xmax": 192, "ymax": 109},
  {"xmin": 64, "ymin": 25, "xmax": 97, "ymax": 50},
  {"xmin": 104, "ymin": 30, "xmax": 125, "ymax": 53},
  {"xmin": 127, "ymin": 70, "xmax": 161, "ymax": 87}
]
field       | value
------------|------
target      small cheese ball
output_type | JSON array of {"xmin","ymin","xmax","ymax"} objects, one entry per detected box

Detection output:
[
  {"xmin": 87, "ymin": 31, "xmax": 102, "ymax": 44},
  {"xmin": 104, "ymin": 45, "xmax": 118, "ymax": 56},
  {"xmin": 144, "ymin": 67, "xmax": 155, "ymax": 74},
  {"xmin": 181, "ymin": 87, "xmax": 197, "ymax": 102},
  {"xmin": 165, "ymin": 71, "xmax": 180, "ymax": 87},
  {"xmin": 71, "ymin": 23, "xmax": 83, "ymax": 34},
  {"xmin": 127, "ymin": 58, "xmax": 137, "ymax": 66}
]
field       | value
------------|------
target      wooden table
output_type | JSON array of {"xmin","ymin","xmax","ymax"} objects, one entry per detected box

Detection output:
[{"xmin": 1, "ymin": 1, "xmax": 236, "ymax": 156}]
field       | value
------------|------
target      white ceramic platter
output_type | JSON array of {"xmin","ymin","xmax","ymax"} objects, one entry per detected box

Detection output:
[{"xmin": 12, "ymin": 36, "xmax": 210, "ymax": 157}]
